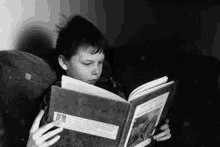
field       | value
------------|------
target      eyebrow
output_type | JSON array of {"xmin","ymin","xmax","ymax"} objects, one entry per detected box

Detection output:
[
  {"xmin": 82, "ymin": 58, "xmax": 105, "ymax": 62},
  {"xmin": 99, "ymin": 58, "xmax": 105, "ymax": 62}
]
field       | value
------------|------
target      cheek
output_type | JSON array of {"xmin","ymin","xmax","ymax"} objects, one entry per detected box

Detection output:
[
  {"xmin": 76, "ymin": 65, "xmax": 92, "ymax": 77},
  {"xmin": 99, "ymin": 65, "xmax": 103, "ymax": 74},
  {"xmin": 96, "ymin": 65, "xmax": 103, "ymax": 77},
  {"xmin": 67, "ymin": 64, "xmax": 83, "ymax": 78},
  {"xmin": 66, "ymin": 66, "xmax": 77, "ymax": 78}
]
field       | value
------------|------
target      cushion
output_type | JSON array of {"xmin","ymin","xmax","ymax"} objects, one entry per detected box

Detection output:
[{"xmin": 0, "ymin": 50, "xmax": 57, "ymax": 146}]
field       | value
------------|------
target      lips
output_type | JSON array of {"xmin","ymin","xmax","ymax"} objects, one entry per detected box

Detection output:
[{"xmin": 88, "ymin": 79, "xmax": 98, "ymax": 84}]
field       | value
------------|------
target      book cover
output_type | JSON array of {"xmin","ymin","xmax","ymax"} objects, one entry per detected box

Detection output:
[
  {"xmin": 48, "ymin": 86, "xmax": 130, "ymax": 147},
  {"xmin": 118, "ymin": 81, "xmax": 177, "ymax": 147},
  {"xmin": 47, "ymin": 75, "xmax": 177, "ymax": 147}
]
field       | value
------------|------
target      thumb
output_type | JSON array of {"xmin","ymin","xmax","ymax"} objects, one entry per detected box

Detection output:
[{"xmin": 30, "ymin": 110, "xmax": 44, "ymax": 133}]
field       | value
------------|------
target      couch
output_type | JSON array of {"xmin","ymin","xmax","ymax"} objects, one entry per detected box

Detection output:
[{"xmin": 108, "ymin": 45, "xmax": 220, "ymax": 146}]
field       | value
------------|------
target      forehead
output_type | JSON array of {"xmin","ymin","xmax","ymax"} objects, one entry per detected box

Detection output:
[{"xmin": 77, "ymin": 47, "xmax": 105, "ymax": 60}]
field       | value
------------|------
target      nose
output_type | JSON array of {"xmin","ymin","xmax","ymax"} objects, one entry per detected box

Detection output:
[{"xmin": 91, "ymin": 65, "xmax": 99, "ymax": 75}]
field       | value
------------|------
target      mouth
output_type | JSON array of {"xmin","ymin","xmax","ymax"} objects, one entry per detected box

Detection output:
[{"xmin": 88, "ymin": 79, "xmax": 98, "ymax": 84}]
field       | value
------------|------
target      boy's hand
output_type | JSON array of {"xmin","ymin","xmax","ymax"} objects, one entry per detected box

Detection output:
[
  {"xmin": 26, "ymin": 110, "xmax": 63, "ymax": 147},
  {"xmin": 153, "ymin": 119, "xmax": 171, "ymax": 141}
]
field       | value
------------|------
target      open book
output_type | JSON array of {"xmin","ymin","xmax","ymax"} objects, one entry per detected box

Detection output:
[{"xmin": 48, "ymin": 75, "xmax": 178, "ymax": 147}]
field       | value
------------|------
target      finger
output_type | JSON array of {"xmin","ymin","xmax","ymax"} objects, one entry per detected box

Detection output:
[
  {"xmin": 41, "ymin": 135, "xmax": 61, "ymax": 147},
  {"xmin": 160, "ymin": 124, "xmax": 169, "ymax": 131},
  {"xmin": 30, "ymin": 110, "xmax": 45, "ymax": 133},
  {"xmin": 154, "ymin": 133, "xmax": 171, "ymax": 141},
  {"xmin": 33, "ymin": 120, "xmax": 61, "ymax": 140},
  {"xmin": 37, "ymin": 127, "xmax": 63, "ymax": 144},
  {"xmin": 153, "ymin": 129, "xmax": 170, "ymax": 140}
]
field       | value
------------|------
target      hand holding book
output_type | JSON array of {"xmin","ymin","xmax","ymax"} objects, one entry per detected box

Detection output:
[
  {"xmin": 46, "ymin": 75, "xmax": 177, "ymax": 147},
  {"xmin": 26, "ymin": 110, "xmax": 63, "ymax": 147},
  {"xmin": 153, "ymin": 119, "xmax": 171, "ymax": 141}
]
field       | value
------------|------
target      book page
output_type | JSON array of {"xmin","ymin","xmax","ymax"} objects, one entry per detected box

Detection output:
[
  {"xmin": 128, "ymin": 81, "xmax": 173, "ymax": 102},
  {"xmin": 124, "ymin": 92, "xmax": 170, "ymax": 147},
  {"xmin": 53, "ymin": 112, "xmax": 119, "ymax": 140},
  {"xmin": 129, "ymin": 76, "xmax": 168, "ymax": 98},
  {"xmin": 61, "ymin": 75, "xmax": 126, "ymax": 102}
]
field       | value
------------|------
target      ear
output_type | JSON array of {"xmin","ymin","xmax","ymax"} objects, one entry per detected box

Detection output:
[{"xmin": 58, "ymin": 55, "xmax": 68, "ymax": 70}]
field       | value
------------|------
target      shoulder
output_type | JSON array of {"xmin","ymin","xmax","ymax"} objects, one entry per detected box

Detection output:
[
  {"xmin": 54, "ymin": 80, "xmax": 61, "ymax": 87},
  {"xmin": 40, "ymin": 80, "xmax": 61, "ymax": 125},
  {"xmin": 42, "ymin": 80, "xmax": 60, "ymax": 101}
]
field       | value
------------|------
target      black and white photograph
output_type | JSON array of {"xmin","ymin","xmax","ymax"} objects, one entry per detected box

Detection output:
[{"xmin": 1, "ymin": 0, "xmax": 220, "ymax": 146}]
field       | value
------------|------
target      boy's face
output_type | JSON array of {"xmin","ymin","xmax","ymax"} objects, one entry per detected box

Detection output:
[{"xmin": 64, "ymin": 47, "xmax": 105, "ymax": 85}]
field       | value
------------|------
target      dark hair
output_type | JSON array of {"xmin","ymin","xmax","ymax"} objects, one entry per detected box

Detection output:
[{"xmin": 55, "ymin": 14, "xmax": 109, "ymax": 60}]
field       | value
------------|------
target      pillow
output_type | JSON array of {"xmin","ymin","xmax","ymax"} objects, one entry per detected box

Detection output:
[{"xmin": 0, "ymin": 50, "xmax": 57, "ymax": 146}]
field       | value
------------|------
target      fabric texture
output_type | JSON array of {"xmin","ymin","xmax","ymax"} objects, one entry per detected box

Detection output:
[{"xmin": 0, "ymin": 50, "xmax": 57, "ymax": 146}]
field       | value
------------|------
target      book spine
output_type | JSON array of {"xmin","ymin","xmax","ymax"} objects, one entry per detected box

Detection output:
[{"xmin": 117, "ymin": 105, "xmax": 134, "ymax": 147}]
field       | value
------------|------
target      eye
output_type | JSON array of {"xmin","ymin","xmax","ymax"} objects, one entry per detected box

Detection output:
[
  {"xmin": 98, "ymin": 60, "xmax": 104, "ymax": 64},
  {"xmin": 98, "ymin": 61, "xmax": 104, "ymax": 64},
  {"xmin": 82, "ymin": 62, "xmax": 92, "ymax": 66}
]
